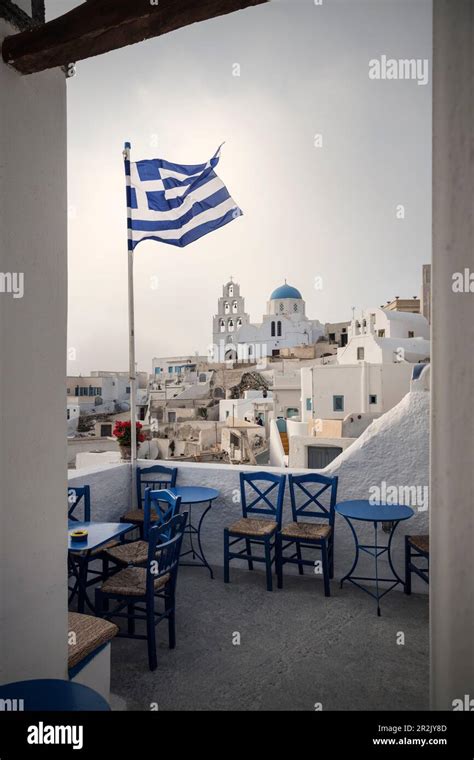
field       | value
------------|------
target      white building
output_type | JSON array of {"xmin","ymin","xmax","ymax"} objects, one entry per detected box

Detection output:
[
  {"xmin": 212, "ymin": 280, "xmax": 324, "ymax": 360},
  {"xmin": 338, "ymin": 307, "xmax": 430, "ymax": 365},
  {"xmin": 300, "ymin": 361, "xmax": 415, "ymax": 422},
  {"xmin": 151, "ymin": 355, "xmax": 208, "ymax": 381},
  {"xmin": 219, "ymin": 390, "xmax": 273, "ymax": 426}
]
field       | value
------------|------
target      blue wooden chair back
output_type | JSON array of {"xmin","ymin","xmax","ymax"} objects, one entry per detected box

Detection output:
[
  {"xmin": 288, "ymin": 473, "xmax": 338, "ymax": 528},
  {"xmin": 146, "ymin": 513, "xmax": 188, "ymax": 595},
  {"xmin": 136, "ymin": 465, "xmax": 177, "ymax": 507},
  {"xmin": 239, "ymin": 471, "xmax": 286, "ymax": 529},
  {"xmin": 68, "ymin": 485, "xmax": 91, "ymax": 522},
  {"xmin": 143, "ymin": 488, "xmax": 182, "ymax": 540}
]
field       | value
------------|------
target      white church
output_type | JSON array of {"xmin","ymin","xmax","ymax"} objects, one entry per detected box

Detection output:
[{"xmin": 212, "ymin": 279, "xmax": 324, "ymax": 360}]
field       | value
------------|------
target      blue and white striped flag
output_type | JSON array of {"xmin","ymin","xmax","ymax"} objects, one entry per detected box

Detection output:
[{"xmin": 125, "ymin": 144, "xmax": 242, "ymax": 249}]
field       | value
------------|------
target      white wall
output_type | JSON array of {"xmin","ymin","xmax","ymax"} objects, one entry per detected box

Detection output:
[
  {"xmin": 0, "ymin": 20, "xmax": 68, "ymax": 683},
  {"xmin": 301, "ymin": 362, "xmax": 413, "ymax": 422}
]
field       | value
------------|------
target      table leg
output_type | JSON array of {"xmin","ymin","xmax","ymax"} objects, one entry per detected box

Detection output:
[
  {"xmin": 374, "ymin": 521, "xmax": 381, "ymax": 617},
  {"xmin": 340, "ymin": 516, "xmax": 360, "ymax": 587},
  {"xmin": 196, "ymin": 501, "xmax": 214, "ymax": 579},
  {"xmin": 77, "ymin": 555, "xmax": 88, "ymax": 614},
  {"xmin": 387, "ymin": 520, "xmax": 404, "ymax": 584},
  {"xmin": 179, "ymin": 501, "xmax": 214, "ymax": 578}
]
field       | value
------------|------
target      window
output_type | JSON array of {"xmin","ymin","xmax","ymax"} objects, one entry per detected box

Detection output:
[
  {"xmin": 357, "ymin": 347, "xmax": 365, "ymax": 360},
  {"xmin": 126, "ymin": 386, "xmax": 131, "ymax": 394},
  {"xmin": 175, "ymin": 366, "xmax": 181, "ymax": 374},
  {"xmin": 224, "ymin": 301, "xmax": 230, "ymax": 314},
  {"xmin": 100, "ymin": 424, "xmax": 112, "ymax": 436},
  {"xmin": 248, "ymin": 345, "xmax": 253, "ymax": 356},
  {"xmin": 287, "ymin": 408, "xmax": 299, "ymax": 418},
  {"xmin": 333, "ymin": 395, "xmax": 344, "ymax": 412},
  {"xmin": 220, "ymin": 319, "xmax": 225, "ymax": 332},
  {"xmin": 369, "ymin": 395, "xmax": 377, "ymax": 405},
  {"xmin": 67, "ymin": 409, "xmax": 70, "ymax": 420},
  {"xmin": 237, "ymin": 318, "xmax": 242, "ymax": 328},
  {"xmin": 228, "ymin": 284, "xmax": 234, "ymax": 297},
  {"xmin": 378, "ymin": 329, "xmax": 385, "ymax": 338},
  {"xmin": 328, "ymin": 333, "xmax": 335, "ymax": 342},
  {"xmin": 306, "ymin": 398, "xmax": 312, "ymax": 411},
  {"xmin": 232, "ymin": 301, "xmax": 238, "ymax": 313},
  {"xmin": 293, "ymin": 303, "xmax": 298, "ymax": 312},
  {"xmin": 67, "ymin": 388, "xmax": 70, "ymax": 395},
  {"xmin": 279, "ymin": 302, "xmax": 284, "ymax": 312},
  {"xmin": 408, "ymin": 331, "xmax": 414, "ymax": 338},
  {"xmin": 155, "ymin": 367, "xmax": 162, "ymax": 374},
  {"xmin": 228, "ymin": 319, "xmax": 234, "ymax": 332},
  {"xmin": 168, "ymin": 412, "xmax": 176, "ymax": 423},
  {"xmin": 169, "ymin": 367, "xmax": 173, "ymax": 374},
  {"xmin": 271, "ymin": 321, "xmax": 276, "ymax": 337},
  {"xmin": 277, "ymin": 321, "xmax": 282, "ymax": 337}
]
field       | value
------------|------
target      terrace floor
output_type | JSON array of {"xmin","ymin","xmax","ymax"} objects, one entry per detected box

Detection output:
[{"xmin": 109, "ymin": 565, "xmax": 429, "ymax": 711}]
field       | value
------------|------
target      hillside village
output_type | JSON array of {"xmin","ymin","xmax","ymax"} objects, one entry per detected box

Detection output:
[{"xmin": 67, "ymin": 267, "xmax": 431, "ymax": 471}]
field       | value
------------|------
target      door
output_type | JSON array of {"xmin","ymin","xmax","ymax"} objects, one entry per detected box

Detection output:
[{"xmin": 307, "ymin": 445, "xmax": 342, "ymax": 469}]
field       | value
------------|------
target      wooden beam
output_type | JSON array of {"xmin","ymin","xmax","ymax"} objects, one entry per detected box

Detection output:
[{"xmin": 2, "ymin": 0, "xmax": 268, "ymax": 75}]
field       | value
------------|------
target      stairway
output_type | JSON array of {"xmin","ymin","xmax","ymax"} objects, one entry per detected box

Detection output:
[{"xmin": 279, "ymin": 431, "xmax": 289, "ymax": 455}]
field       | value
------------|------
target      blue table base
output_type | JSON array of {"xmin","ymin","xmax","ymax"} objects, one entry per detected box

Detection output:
[
  {"xmin": 179, "ymin": 501, "xmax": 215, "ymax": 579},
  {"xmin": 340, "ymin": 519, "xmax": 405, "ymax": 616}
]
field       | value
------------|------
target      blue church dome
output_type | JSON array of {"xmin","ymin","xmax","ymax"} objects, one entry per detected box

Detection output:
[{"xmin": 270, "ymin": 283, "xmax": 302, "ymax": 300}]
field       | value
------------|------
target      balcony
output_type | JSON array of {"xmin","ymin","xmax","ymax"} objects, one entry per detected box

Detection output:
[{"xmin": 68, "ymin": 460, "xmax": 429, "ymax": 710}]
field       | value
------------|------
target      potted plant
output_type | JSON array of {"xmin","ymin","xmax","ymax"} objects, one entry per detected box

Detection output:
[{"xmin": 113, "ymin": 420, "xmax": 145, "ymax": 460}]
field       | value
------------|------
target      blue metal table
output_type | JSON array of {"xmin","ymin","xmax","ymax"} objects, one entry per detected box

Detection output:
[
  {"xmin": 68, "ymin": 521, "xmax": 134, "ymax": 613},
  {"xmin": 168, "ymin": 486, "xmax": 219, "ymax": 579},
  {"xmin": 336, "ymin": 500, "xmax": 414, "ymax": 615},
  {"xmin": 0, "ymin": 679, "xmax": 110, "ymax": 711}
]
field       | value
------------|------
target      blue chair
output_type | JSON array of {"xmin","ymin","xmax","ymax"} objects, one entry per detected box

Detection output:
[
  {"xmin": 95, "ymin": 513, "xmax": 187, "ymax": 671},
  {"xmin": 224, "ymin": 472, "xmax": 286, "ymax": 592},
  {"xmin": 404, "ymin": 534, "xmax": 429, "ymax": 594},
  {"xmin": 68, "ymin": 486, "xmax": 118, "ymax": 604},
  {"xmin": 276, "ymin": 473, "xmax": 338, "ymax": 597},
  {"xmin": 121, "ymin": 465, "xmax": 178, "ymax": 537},
  {"xmin": 106, "ymin": 490, "xmax": 181, "ymax": 568},
  {"xmin": 68, "ymin": 485, "xmax": 91, "ymax": 522}
]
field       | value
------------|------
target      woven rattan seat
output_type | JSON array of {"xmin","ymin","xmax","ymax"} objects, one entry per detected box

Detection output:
[
  {"xmin": 121, "ymin": 508, "xmax": 158, "ymax": 524},
  {"xmin": 280, "ymin": 521, "xmax": 331, "ymax": 541},
  {"xmin": 408, "ymin": 534, "xmax": 429, "ymax": 554},
  {"xmin": 101, "ymin": 567, "xmax": 170, "ymax": 596},
  {"xmin": 106, "ymin": 540, "xmax": 149, "ymax": 566},
  {"xmin": 68, "ymin": 612, "xmax": 118, "ymax": 670},
  {"xmin": 228, "ymin": 517, "xmax": 277, "ymax": 537}
]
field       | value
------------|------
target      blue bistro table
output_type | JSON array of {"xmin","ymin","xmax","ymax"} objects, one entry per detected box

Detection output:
[
  {"xmin": 0, "ymin": 679, "xmax": 110, "ymax": 711},
  {"xmin": 68, "ymin": 521, "xmax": 134, "ymax": 613},
  {"xmin": 335, "ymin": 500, "xmax": 414, "ymax": 616},
  {"xmin": 168, "ymin": 486, "xmax": 219, "ymax": 579}
]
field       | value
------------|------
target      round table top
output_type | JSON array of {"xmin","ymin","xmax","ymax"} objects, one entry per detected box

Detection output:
[
  {"xmin": 168, "ymin": 486, "xmax": 219, "ymax": 504},
  {"xmin": 335, "ymin": 500, "xmax": 414, "ymax": 522},
  {"xmin": 0, "ymin": 679, "xmax": 110, "ymax": 711}
]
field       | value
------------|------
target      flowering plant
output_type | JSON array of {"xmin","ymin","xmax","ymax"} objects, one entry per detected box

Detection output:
[{"xmin": 113, "ymin": 420, "xmax": 145, "ymax": 447}]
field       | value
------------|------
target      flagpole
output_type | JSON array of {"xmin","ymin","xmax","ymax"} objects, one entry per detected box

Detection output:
[{"xmin": 123, "ymin": 141, "xmax": 137, "ymax": 507}]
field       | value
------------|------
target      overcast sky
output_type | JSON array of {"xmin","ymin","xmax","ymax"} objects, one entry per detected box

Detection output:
[{"xmin": 46, "ymin": 0, "xmax": 432, "ymax": 375}]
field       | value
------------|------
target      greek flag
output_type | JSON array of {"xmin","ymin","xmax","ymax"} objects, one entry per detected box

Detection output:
[{"xmin": 125, "ymin": 144, "xmax": 242, "ymax": 249}]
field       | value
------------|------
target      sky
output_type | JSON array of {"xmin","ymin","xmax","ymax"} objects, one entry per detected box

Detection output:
[{"xmin": 46, "ymin": 0, "xmax": 432, "ymax": 376}]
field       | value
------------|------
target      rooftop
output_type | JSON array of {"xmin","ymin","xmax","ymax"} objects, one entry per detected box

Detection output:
[{"xmin": 110, "ymin": 565, "xmax": 428, "ymax": 711}]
